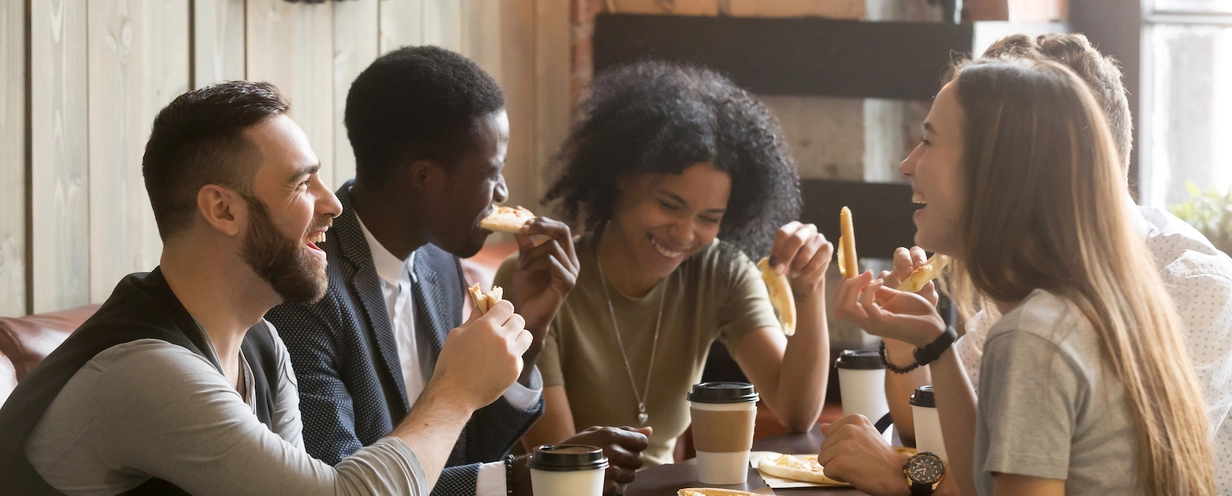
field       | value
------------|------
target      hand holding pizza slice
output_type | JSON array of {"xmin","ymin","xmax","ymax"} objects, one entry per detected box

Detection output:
[{"xmin": 468, "ymin": 284, "xmax": 505, "ymax": 314}]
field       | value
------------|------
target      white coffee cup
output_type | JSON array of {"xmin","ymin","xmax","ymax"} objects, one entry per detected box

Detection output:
[
  {"xmin": 910, "ymin": 385, "xmax": 948, "ymax": 462},
  {"xmin": 529, "ymin": 445, "xmax": 608, "ymax": 496},
  {"xmin": 836, "ymin": 349, "xmax": 891, "ymax": 442},
  {"xmin": 688, "ymin": 382, "xmax": 759, "ymax": 485}
]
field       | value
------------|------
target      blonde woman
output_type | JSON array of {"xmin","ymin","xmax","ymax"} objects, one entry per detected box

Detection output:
[{"xmin": 832, "ymin": 57, "xmax": 1214, "ymax": 495}]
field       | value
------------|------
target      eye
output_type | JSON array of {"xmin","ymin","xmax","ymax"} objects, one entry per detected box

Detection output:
[
  {"xmin": 920, "ymin": 138, "xmax": 932, "ymax": 146},
  {"xmin": 658, "ymin": 199, "xmax": 680, "ymax": 211},
  {"xmin": 699, "ymin": 215, "xmax": 721, "ymax": 225}
]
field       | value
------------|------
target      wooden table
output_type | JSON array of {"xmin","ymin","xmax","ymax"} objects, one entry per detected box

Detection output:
[{"xmin": 625, "ymin": 426, "xmax": 870, "ymax": 495}]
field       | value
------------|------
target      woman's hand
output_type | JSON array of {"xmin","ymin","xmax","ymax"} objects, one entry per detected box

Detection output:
[
  {"xmin": 834, "ymin": 271, "xmax": 946, "ymax": 349},
  {"xmin": 768, "ymin": 221, "xmax": 834, "ymax": 299},
  {"xmin": 880, "ymin": 246, "xmax": 939, "ymax": 306}
]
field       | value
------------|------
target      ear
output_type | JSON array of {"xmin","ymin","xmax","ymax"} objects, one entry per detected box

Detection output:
[
  {"xmin": 196, "ymin": 184, "xmax": 246, "ymax": 237},
  {"xmin": 407, "ymin": 159, "xmax": 448, "ymax": 192}
]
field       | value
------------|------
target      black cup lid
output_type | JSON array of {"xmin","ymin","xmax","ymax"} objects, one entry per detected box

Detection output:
[
  {"xmin": 687, "ymin": 382, "xmax": 759, "ymax": 403},
  {"xmin": 835, "ymin": 349, "xmax": 885, "ymax": 370},
  {"xmin": 910, "ymin": 385, "xmax": 936, "ymax": 407},
  {"xmin": 529, "ymin": 445, "xmax": 608, "ymax": 472}
]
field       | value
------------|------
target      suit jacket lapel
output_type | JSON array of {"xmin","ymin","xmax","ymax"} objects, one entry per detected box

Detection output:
[
  {"xmin": 412, "ymin": 254, "xmax": 448, "ymax": 357},
  {"xmin": 334, "ymin": 182, "xmax": 411, "ymax": 413}
]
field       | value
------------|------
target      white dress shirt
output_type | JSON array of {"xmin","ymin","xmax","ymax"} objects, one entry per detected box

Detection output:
[
  {"xmin": 954, "ymin": 205, "xmax": 1232, "ymax": 490},
  {"xmin": 358, "ymin": 218, "xmax": 543, "ymax": 495}
]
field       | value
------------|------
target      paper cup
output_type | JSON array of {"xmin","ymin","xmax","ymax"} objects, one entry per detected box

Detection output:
[{"xmin": 688, "ymin": 382, "xmax": 759, "ymax": 485}]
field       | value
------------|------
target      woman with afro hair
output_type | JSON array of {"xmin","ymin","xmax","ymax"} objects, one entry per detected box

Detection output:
[{"xmin": 496, "ymin": 62, "xmax": 833, "ymax": 466}]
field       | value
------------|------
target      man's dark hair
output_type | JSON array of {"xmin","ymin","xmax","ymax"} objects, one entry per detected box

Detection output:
[
  {"xmin": 344, "ymin": 46, "xmax": 505, "ymax": 182},
  {"xmin": 983, "ymin": 33, "xmax": 1133, "ymax": 170},
  {"xmin": 142, "ymin": 80, "xmax": 290, "ymax": 240}
]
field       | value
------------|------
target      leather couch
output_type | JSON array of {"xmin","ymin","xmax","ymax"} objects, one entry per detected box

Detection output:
[{"xmin": 0, "ymin": 305, "xmax": 100, "ymax": 405}]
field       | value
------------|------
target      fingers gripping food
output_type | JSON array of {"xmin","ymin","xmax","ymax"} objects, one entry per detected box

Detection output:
[
  {"xmin": 838, "ymin": 207, "xmax": 858, "ymax": 278},
  {"xmin": 896, "ymin": 254, "xmax": 950, "ymax": 293},
  {"xmin": 480, "ymin": 206, "xmax": 536, "ymax": 233},
  {"xmin": 757, "ymin": 454, "xmax": 849, "ymax": 486},
  {"xmin": 757, "ymin": 258, "xmax": 796, "ymax": 336},
  {"xmin": 678, "ymin": 489, "xmax": 760, "ymax": 496},
  {"xmin": 468, "ymin": 284, "xmax": 504, "ymax": 313}
]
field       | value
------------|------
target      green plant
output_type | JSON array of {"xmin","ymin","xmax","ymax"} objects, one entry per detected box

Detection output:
[{"xmin": 1169, "ymin": 182, "xmax": 1232, "ymax": 255}]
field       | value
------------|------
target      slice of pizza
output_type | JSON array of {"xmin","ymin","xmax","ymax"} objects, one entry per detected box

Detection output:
[
  {"xmin": 756, "ymin": 454, "xmax": 849, "ymax": 486},
  {"xmin": 757, "ymin": 258, "xmax": 796, "ymax": 336},
  {"xmin": 468, "ymin": 283, "xmax": 504, "ymax": 314},
  {"xmin": 896, "ymin": 254, "xmax": 950, "ymax": 293},
  {"xmin": 480, "ymin": 206, "xmax": 536, "ymax": 233},
  {"xmin": 677, "ymin": 489, "xmax": 760, "ymax": 496}
]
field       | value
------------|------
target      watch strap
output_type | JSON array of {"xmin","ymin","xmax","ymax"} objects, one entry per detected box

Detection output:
[{"xmin": 913, "ymin": 326, "xmax": 957, "ymax": 367}]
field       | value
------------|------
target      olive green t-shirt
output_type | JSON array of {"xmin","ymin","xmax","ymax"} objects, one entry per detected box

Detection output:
[{"xmin": 495, "ymin": 235, "xmax": 780, "ymax": 465}]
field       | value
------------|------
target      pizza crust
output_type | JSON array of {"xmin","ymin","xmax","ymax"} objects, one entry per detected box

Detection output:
[
  {"xmin": 838, "ymin": 206, "xmax": 858, "ymax": 278},
  {"xmin": 480, "ymin": 206, "xmax": 536, "ymax": 233},
  {"xmin": 677, "ymin": 489, "xmax": 760, "ymax": 496},
  {"xmin": 757, "ymin": 258, "xmax": 796, "ymax": 336}
]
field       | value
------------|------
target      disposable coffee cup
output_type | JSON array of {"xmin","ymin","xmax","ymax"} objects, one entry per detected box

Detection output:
[
  {"xmin": 529, "ymin": 444, "xmax": 608, "ymax": 496},
  {"xmin": 836, "ymin": 350, "xmax": 890, "ymax": 434},
  {"xmin": 910, "ymin": 385, "xmax": 948, "ymax": 462},
  {"xmin": 688, "ymin": 382, "xmax": 759, "ymax": 485}
]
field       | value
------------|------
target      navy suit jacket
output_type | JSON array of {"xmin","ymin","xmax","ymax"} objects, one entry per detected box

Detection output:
[{"xmin": 266, "ymin": 181, "xmax": 543, "ymax": 495}]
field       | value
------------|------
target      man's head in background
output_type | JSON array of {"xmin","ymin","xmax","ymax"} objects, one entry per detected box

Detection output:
[{"xmin": 983, "ymin": 33, "xmax": 1133, "ymax": 173}]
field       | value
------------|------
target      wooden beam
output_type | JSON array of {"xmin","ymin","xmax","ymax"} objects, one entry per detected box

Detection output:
[
  {"xmin": 31, "ymin": 0, "xmax": 90, "ymax": 313},
  {"xmin": 593, "ymin": 13, "xmax": 974, "ymax": 100},
  {"xmin": 192, "ymin": 0, "xmax": 246, "ymax": 88},
  {"xmin": 0, "ymin": 0, "xmax": 27, "ymax": 315},
  {"xmin": 333, "ymin": 0, "xmax": 380, "ymax": 185}
]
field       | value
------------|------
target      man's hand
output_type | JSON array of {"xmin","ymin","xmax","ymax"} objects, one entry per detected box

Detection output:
[
  {"xmin": 818, "ymin": 415, "xmax": 912, "ymax": 496},
  {"xmin": 512, "ymin": 426, "xmax": 652, "ymax": 496},
  {"xmin": 509, "ymin": 217, "xmax": 579, "ymax": 356},
  {"xmin": 767, "ymin": 221, "xmax": 834, "ymax": 299},
  {"xmin": 834, "ymin": 271, "xmax": 946, "ymax": 349},
  {"xmin": 430, "ymin": 301, "xmax": 532, "ymax": 411}
]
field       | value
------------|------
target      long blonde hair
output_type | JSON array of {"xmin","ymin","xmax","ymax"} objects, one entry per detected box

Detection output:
[{"xmin": 948, "ymin": 58, "xmax": 1214, "ymax": 495}]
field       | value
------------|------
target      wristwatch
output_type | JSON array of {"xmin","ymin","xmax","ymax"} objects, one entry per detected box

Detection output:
[{"xmin": 903, "ymin": 452, "xmax": 945, "ymax": 496}]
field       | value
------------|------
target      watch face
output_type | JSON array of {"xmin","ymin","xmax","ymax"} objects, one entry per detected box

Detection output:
[{"xmin": 906, "ymin": 453, "xmax": 945, "ymax": 485}]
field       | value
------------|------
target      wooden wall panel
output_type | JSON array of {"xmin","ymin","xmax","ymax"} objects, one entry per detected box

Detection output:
[
  {"xmin": 465, "ymin": 0, "xmax": 504, "ymax": 82},
  {"xmin": 30, "ymin": 0, "xmax": 90, "ymax": 313},
  {"xmin": 246, "ymin": 0, "xmax": 336, "ymax": 184},
  {"xmin": 424, "ymin": 0, "xmax": 464, "ymax": 52},
  {"xmin": 497, "ymin": 0, "xmax": 537, "ymax": 209},
  {"xmin": 193, "ymin": 0, "xmax": 246, "ymax": 87},
  {"xmin": 332, "ymin": 0, "xmax": 379, "ymax": 186},
  {"xmin": 87, "ymin": 0, "xmax": 188, "ymax": 302},
  {"xmin": 379, "ymin": 0, "xmax": 424, "ymax": 54},
  {"xmin": 535, "ymin": 0, "xmax": 573, "ymax": 204},
  {"xmin": 0, "ymin": 0, "xmax": 27, "ymax": 316}
]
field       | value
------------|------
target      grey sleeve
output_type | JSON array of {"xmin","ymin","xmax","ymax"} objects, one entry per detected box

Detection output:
[
  {"xmin": 978, "ymin": 330, "xmax": 1084, "ymax": 480},
  {"xmin": 71, "ymin": 342, "xmax": 430, "ymax": 496}
]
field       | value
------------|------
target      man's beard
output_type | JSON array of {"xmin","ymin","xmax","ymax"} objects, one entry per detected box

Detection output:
[{"xmin": 240, "ymin": 196, "xmax": 329, "ymax": 304}]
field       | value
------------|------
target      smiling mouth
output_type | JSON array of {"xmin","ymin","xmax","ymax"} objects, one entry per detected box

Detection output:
[
  {"xmin": 306, "ymin": 232, "xmax": 326, "ymax": 251},
  {"xmin": 649, "ymin": 236, "xmax": 686, "ymax": 259}
]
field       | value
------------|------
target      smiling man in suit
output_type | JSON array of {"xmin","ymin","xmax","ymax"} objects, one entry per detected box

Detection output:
[{"xmin": 266, "ymin": 46, "xmax": 650, "ymax": 496}]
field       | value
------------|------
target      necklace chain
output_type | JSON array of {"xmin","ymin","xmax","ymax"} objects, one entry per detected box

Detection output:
[{"xmin": 595, "ymin": 239, "xmax": 665, "ymax": 426}]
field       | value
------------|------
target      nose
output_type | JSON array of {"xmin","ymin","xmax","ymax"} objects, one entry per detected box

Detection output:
[
  {"xmin": 899, "ymin": 142, "xmax": 922, "ymax": 179},
  {"xmin": 313, "ymin": 174, "xmax": 343, "ymax": 219},
  {"xmin": 667, "ymin": 217, "xmax": 697, "ymax": 246},
  {"xmin": 493, "ymin": 174, "xmax": 509, "ymax": 204}
]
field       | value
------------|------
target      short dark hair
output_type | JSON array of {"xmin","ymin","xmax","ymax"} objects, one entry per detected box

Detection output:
[
  {"xmin": 142, "ymin": 80, "xmax": 290, "ymax": 240},
  {"xmin": 983, "ymin": 33, "xmax": 1133, "ymax": 170},
  {"xmin": 543, "ymin": 61, "xmax": 800, "ymax": 259},
  {"xmin": 345, "ymin": 46, "xmax": 505, "ymax": 182}
]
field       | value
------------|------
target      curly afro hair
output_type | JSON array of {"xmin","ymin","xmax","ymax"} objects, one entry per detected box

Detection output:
[{"xmin": 542, "ymin": 61, "xmax": 800, "ymax": 259}]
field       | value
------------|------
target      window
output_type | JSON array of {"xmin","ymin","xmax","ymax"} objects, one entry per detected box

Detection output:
[{"xmin": 1140, "ymin": 1, "xmax": 1232, "ymax": 207}]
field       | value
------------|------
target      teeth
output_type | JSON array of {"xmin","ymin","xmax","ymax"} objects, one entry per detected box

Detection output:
[
  {"xmin": 912, "ymin": 194, "xmax": 926, "ymax": 205},
  {"xmin": 307, "ymin": 232, "xmax": 326, "ymax": 244},
  {"xmin": 650, "ymin": 237, "xmax": 684, "ymax": 258}
]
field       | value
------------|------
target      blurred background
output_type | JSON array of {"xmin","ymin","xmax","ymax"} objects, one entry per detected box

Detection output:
[{"xmin": 0, "ymin": 0, "xmax": 1228, "ymax": 325}]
